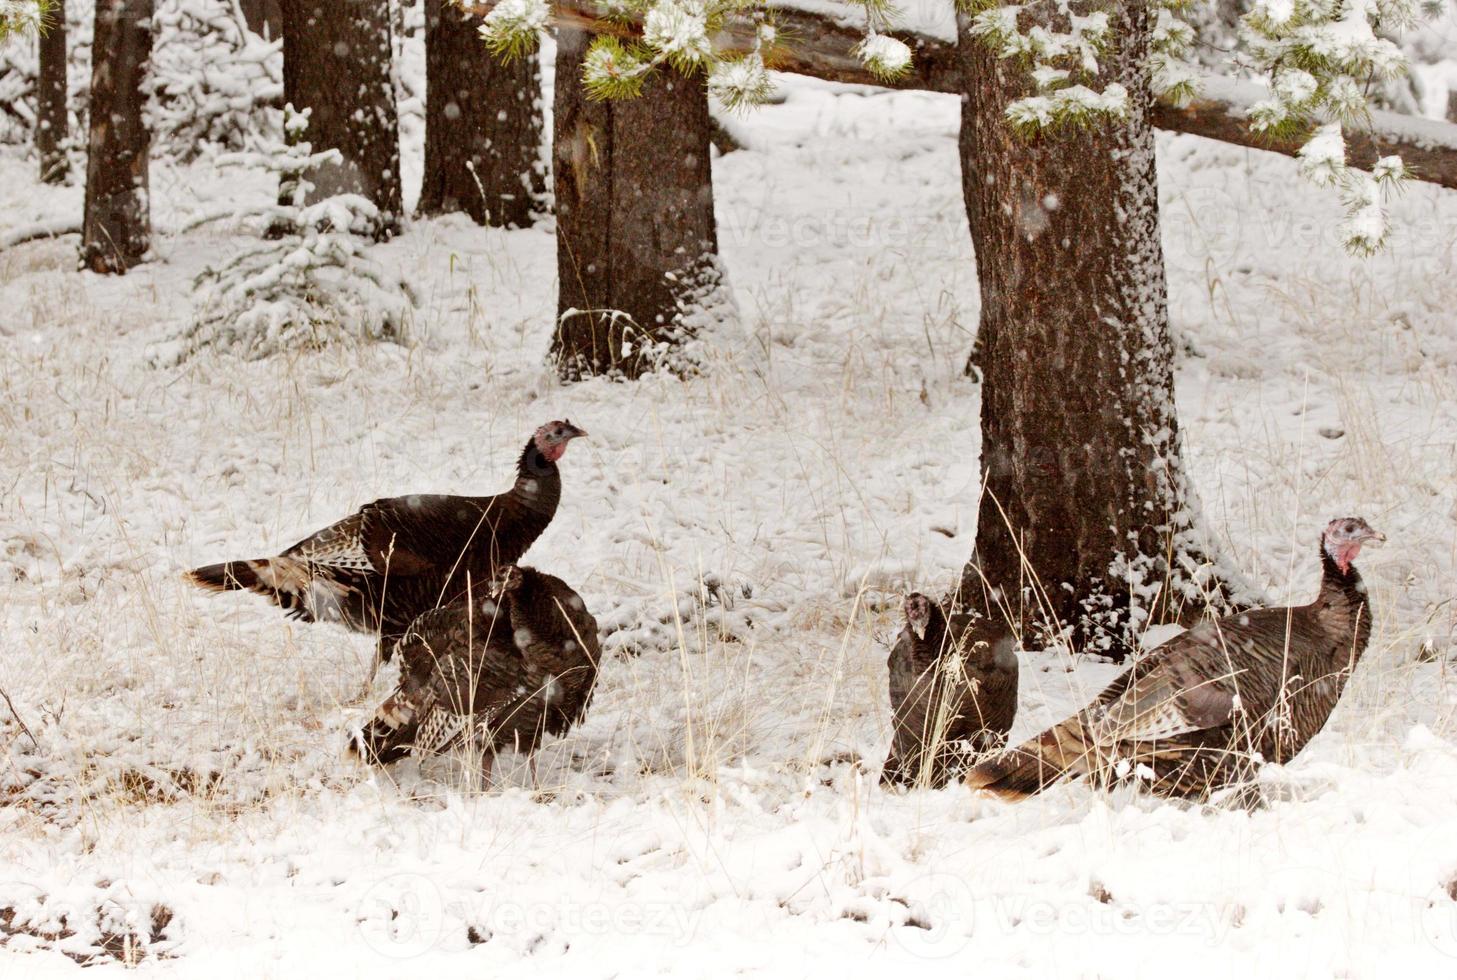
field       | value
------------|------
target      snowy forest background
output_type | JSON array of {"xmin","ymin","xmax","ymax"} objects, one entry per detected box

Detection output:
[{"xmin": 2, "ymin": 0, "xmax": 1457, "ymax": 974}]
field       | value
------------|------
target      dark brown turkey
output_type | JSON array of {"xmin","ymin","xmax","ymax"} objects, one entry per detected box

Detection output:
[
  {"xmin": 349, "ymin": 564, "xmax": 601, "ymax": 784},
  {"xmin": 882, "ymin": 593, "xmax": 1019, "ymax": 789},
  {"xmin": 185, "ymin": 420, "xmax": 586, "ymax": 678},
  {"xmin": 965, "ymin": 517, "xmax": 1384, "ymax": 801}
]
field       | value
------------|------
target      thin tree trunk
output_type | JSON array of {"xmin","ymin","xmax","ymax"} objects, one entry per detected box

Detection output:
[
  {"xmin": 551, "ymin": 28, "xmax": 725, "ymax": 379},
  {"xmin": 36, "ymin": 0, "xmax": 68, "ymax": 183},
  {"xmin": 420, "ymin": 0, "xmax": 543, "ymax": 226},
  {"xmin": 238, "ymin": 0, "xmax": 282, "ymax": 38},
  {"xmin": 80, "ymin": 0, "xmax": 151, "ymax": 274},
  {"xmin": 279, "ymin": 0, "xmax": 402, "ymax": 239},
  {"xmin": 956, "ymin": 5, "xmax": 1239, "ymax": 659}
]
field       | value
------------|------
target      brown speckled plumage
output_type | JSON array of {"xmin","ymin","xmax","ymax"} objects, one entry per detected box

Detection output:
[
  {"xmin": 966, "ymin": 517, "xmax": 1382, "ymax": 801},
  {"xmin": 185, "ymin": 422, "xmax": 586, "ymax": 661},
  {"xmin": 350, "ymin": 565, "xmax": 601, "ymax": 770},
  {"xmin": 882, "ymin": 594, "xmax": 1019, "ymax": 789}
]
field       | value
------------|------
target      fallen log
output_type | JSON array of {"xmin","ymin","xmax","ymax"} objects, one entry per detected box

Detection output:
[{"xmin": 466, "ymin": 0, "xmax": 1457, "ymax": 191}]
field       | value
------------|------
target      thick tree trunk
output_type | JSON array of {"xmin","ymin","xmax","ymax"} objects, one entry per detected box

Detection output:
[
  {"xmin": 36, "ymin": 0, "xmax": 68, "ymax": 183},
  {"xmin": 956, "ymin": 6, "xmax": 1238, "ymax": 659},
  {"xmin": 419, "ymin": 0, "xmax": 543, "ymax": 226},
  {"xmin": 279, "ymin": 0, "xmax": 402, "ymax": 239},
  {"xmin": 80, "ymin": 0, "xmax": 151, "ymax": 274},
  {"xmin": 551, "ymin": 28, "xmax": 725, "ymax": 379}
]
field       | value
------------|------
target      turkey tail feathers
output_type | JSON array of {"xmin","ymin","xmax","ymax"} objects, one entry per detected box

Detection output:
[
  {"xmin": 348, "ymin": 696, "xmax": 419, "ymax": 766},
  {"xmin": 185, "ymin": 560, "xmax": 263, "ymax": 592},
  {"xmin": 184, "ymin": 556, "xmax": 351, "ymax": 623},
  {"xmin": 965, "ymin": 723, "xmax": 1094, "ymax": 799}
]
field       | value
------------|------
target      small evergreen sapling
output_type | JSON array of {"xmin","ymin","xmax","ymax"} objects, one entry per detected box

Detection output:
[{"xmin": 184, "ymin": 105, "xmax": 416, "ymax": 359}]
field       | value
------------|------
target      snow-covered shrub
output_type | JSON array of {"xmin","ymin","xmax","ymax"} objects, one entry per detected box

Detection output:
[
  {"xmin": 149, "ymin": 0, "xmax": 282, "ymax": 160},
  {"xmin": 0, "ymin": 0, "xmax": 89, "ymax": 150},
  {"xmin": 182, "ymin": 106, "xmax": 416, "ymax": 360},
  {"xmin": 1, "ymin": 0, "xmax": 280, "ymax": 161}
]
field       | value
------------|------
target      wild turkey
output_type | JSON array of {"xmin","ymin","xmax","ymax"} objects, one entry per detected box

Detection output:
[
  {"xmin": 965, "ymin": 517, "xmax": 1384, "ymax": 801},
  {"xmin": 349, "ymin": 564, "xmax": 601, "ymax": 784},
  {"xmin": 185, "ymin": 420, "xmax": 587, "ymax": 679},
  {"xmin": 881, "ymin": 593, "xmax": 1019, "ymax": 789}
]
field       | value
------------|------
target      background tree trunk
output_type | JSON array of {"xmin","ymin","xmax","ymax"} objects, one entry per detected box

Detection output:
[
  {"xmin": 80, "ymin": 0, "xmax": 151, "ymax": 274},
  {"xmin": 419, "ymin": 0, "xmax": 543, "ymax": 226},
  {"xmin": 279, "ymin": 0, "xmax": 401, "ymax": 239},
  {"xmin": 551, "ymin": 28, "xmax": 725, "ymax": 379},
  {"xmin": 36, "ymin": 0, "xmax": 68, "ymax": 183},
  {"xmin": 238, "ymin": 0, "xmax": 282, "ymax": 39},
  {"xmin": 956, "ymin": 5, "xmax": 1239, "ymax": 659}
]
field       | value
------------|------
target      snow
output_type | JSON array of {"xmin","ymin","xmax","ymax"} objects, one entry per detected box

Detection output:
[
  {"xmin": 856, "ymin": 34, "xmax": 912, "ymax": 77},
  {"xmin": 3, "ymin": 50, "xmax": 1457, "ymax": 980}
]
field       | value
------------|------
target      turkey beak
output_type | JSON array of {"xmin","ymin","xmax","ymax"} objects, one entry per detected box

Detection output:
[
  {"xmin": 565, "ymin": 423, "xmax": 588, "ymax": 440},
  {"xmin": 1368, "ymin": 530, "xmax": 1386, "ymax": 545}
]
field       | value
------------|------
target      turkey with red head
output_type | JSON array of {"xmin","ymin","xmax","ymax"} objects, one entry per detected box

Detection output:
[
  {"xmin": 882, "ymin": 593, "xmax": 1019, "ymax": 789},
  {"xmin": 965, "ymin": 517, "xmax": 1384, "ymax": 801},
  {"xmin": 185, "ymin": 420, "xmax": 587, "ymax": 678},
  {"xmin": 348, "ymin": 564, "xmax": 600, "ymax": 785}
]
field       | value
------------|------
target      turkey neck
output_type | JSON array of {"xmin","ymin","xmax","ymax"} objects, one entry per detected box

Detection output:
[
  {"xmin": 1313, "ymin": 542, "xmax": 1373, "ymax": 661},
  {"xmin": 503, "ymin": 569, "xmax": 552, "ymax": 639},
  {"xmin": 917, "ymin": 605, "xmax": 951, "ymax": 664},
  {"xmin": 513, "ymin": 438, "xmax": 563, "ymax": 516}
]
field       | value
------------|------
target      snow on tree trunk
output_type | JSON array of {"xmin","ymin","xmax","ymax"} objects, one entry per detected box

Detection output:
[
  {"xmin": 36, "ymin": 0, "xmax": 68, "ymax": 183},
  {"xmin": 551, "ymin": 27, "xmax": 726, "ymax": 380},
  {"xmin": 955, "ymin": 4, "xmax": 1240, "ymax": 660},
  {"xmin": 279, "ymin": 0, "xmax": 401, "ymax": 240},
  {"xmin": 80, "ymin": 0, "xmax": 151, "ymax": 274},
  {"xmin": 419, "ymin": 0, "xmax": 543, "ymax": 227}
]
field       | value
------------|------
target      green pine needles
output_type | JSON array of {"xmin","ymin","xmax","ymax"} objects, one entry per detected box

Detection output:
[
  {"xmin": 474, "ymin": 0, "xmax": 1441, "ymax": 252},
  {"xmin": 0, "ymin": 0, "xmax": 53, "ymax": 42}
]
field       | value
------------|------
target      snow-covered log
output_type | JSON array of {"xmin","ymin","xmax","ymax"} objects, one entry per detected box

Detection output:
[{"xmin": 463, "ymin": 0, "xmax": 1457, "ymax": 192}]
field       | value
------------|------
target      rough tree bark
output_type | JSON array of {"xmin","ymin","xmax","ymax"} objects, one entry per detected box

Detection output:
[
  {"xmin": 279, "ymin": 0, "xmax": 401, "ymax": 238},
  {"xmin": 36, "ymin": 0, "xmax": 68, "ymax": 183},
  {"xmin": 551, "ymin": 27, "xmax": 725, "ymax": 379},
  {"xmin": 80, "ymin": 0, "xmax": 152, "ymax": 274},
  {"xmin": 420, "ymin": 0, "xmax": 544, "ymax": 226},
  {"xmin": 956, "ymin": 5, "xmax": 1240, "ymax": 659}
]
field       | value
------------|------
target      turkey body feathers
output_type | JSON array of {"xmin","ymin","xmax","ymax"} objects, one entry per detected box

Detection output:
[
  {"xmin": 967, "ymin": 530, "xmax": 1376, "ymax": 801},
  {"xmin": 351, "ymin": 566, "xmax": 601, "ymax": 768},
  {"xmin": 186, "ymin": 437, "xmax": 564, "ymax": 655},
  {"xmin": 883, "ymin": 603, "xmax": 1019, "ymax": 789}
]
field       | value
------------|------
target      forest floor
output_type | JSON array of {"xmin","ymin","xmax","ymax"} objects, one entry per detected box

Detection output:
[{"xmin": 2, "ymin": 66, "xmax": 1457, "ymax": 977}]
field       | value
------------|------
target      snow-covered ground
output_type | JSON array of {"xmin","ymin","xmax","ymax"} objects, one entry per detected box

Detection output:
[{"xmin": 3, "ymin": 67, "xmax": 1457, "ymax": 976}]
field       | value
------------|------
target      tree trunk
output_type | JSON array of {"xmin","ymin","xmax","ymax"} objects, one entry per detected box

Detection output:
[
  {"xmin": 551, "ymin": 28, "xmax": 726, "ymax": 379},
  {"xmin": 956, "ymin": 5, "xmax": 1239, "ymax": 659},
  {"xmin": 239, "ymin": 0, "xmax": 282, "ymax": 39},
  {"xmin": 279, "ymin": 0, "xmax": 401, "ymax": 239},
  {"xmin": 36, "ymin": 0, "xmax": 68, "ymax": 183},
  {"xmin": 419, "ymin": 0, "xmax": 543, "ymax": 226},
  {"xmin": 80, "ymin": 0, "xmax": 151, "ymax": 274}
]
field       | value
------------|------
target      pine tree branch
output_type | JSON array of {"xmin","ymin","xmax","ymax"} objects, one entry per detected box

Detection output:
[{"xmin": 469, "ymin": 0, "xmax": 1457, "ymax": 191}]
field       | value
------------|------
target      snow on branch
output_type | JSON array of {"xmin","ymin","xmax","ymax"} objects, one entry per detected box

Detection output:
[
  {"xmin": 464, "ymin": 0, "xmax": 1457, "ymax": 195},
  {"xmin": 0, "ymin": 0, "xmax": 51, "ymax": 40}
]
